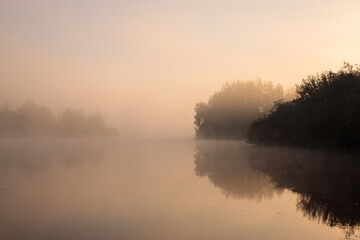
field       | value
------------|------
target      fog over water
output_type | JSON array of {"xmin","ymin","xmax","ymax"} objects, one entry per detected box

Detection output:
[
  {"xmin": 1, "ymin": 139, "xmax": 359, "ymax": 240},
  {"xmin": 2, "ymin": 1, "xmax": 360, "ymax": 138},
  {"xmin": 1, "ymin": 1, "xmax": 360, "ymax": 239}
]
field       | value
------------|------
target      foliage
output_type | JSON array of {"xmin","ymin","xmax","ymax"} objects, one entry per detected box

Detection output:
[
  {"xmin": 0, "ymin": 100, "xmax": 118, "ymax": 137},
  {"xmin": 194, "ymin": 79, "xmax": 286, "ymax": 139},
  {"xmin": 248, "ymin": 63, "xmax": 360, "ymax": 150}
]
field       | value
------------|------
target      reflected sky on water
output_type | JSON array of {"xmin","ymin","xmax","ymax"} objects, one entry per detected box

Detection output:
[{"xmin": 0, "ymin": 139, "xmax": 359, "ymax": 240}]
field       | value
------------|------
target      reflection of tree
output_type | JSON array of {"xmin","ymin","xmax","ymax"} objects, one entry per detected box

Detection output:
[
  {"xmin": 247, "ymin": 146, "xmax": 360, "ymax": 238},
  {"xmin": 194, "ymin": 141, "xmax": 282, "ymax": 201},
  {"xmin": 194, "ymin": 141, "xmax": 360, "ymax": 238},
  {"xmin": 0, "ymin": 139, "xmax": 107, "ymax": 176}
]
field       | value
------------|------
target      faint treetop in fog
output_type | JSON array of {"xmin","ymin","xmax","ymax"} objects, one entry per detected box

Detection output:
[
  {"xmin": 194, "ymin": 79, "xmax": 289, "ymax": 139},
  {"xmin": 0, "ymin": 100, "xmax": 118, "ymax": 137}
]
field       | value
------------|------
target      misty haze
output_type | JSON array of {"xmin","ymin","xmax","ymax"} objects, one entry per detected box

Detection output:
[{"xmin": 1, "ymin": 1, "xmax": 360, "ymax": 240}]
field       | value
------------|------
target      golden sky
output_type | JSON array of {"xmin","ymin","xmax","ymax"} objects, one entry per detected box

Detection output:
[{"xmin": 1, "ymin": 0, "xmax": 360, "ymax": 138}]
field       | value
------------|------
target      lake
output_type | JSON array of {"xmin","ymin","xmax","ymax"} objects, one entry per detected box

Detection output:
[{"xmin": 0, "ymin": 139, "xmax": 359, "ymax": 240}]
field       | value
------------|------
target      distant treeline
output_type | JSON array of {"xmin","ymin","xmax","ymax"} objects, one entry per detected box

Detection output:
[
  {"xmin": 0, "ymin": 100, "xmax": 118, "ymax": 137},
  {"xmin": 194, "ymin": 62, "xmax": 360, "ymax": 150}
]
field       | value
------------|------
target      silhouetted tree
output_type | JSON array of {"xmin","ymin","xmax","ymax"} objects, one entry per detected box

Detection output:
[{"xmin": 248, "ymin": 62, "xmax": 360, "ymax": 150}]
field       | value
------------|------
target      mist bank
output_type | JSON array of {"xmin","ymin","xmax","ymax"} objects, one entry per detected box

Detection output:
[
  {"xmin": 0, "ymin": 100, "xmax": 118, "ymax": 137},
  {"xmin": 194, "ymin": 63, "xmax": 360, "ymax": 151}
]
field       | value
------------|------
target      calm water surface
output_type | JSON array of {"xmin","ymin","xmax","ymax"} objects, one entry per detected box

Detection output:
[{"xmin": 0, "ymin": 139, "xmax": 359, "ymax": 240}]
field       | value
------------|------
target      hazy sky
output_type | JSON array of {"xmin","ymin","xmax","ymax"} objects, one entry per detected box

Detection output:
[{"xmin": 1, "ymin": 0, "xmax": 360, "ymax": 138}]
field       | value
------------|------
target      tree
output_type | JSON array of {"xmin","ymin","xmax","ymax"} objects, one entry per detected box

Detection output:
[
  {"xmin": 194, "ymin": 79, "xmax": 285, "ymax": 139},
  {"xmin": 248, "ymin": 62, "xmax": 360, "ymax": 150},
  {"xmin": 0, "ymin": 100, "xmax": 118, "ymax": 137}
]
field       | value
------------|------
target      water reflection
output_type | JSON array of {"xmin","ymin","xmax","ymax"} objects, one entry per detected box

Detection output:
[
  {"xmin": 248, "ymin": 146, "xmax": 360, "ymax": 237},
  {"xmin": 0, "ymin": 139, "xmax": 358, "ymax": 239},
  {"xmin": 0, "ymin": 139, "xmax": 107, "ymax": 176},
  {"xmin": 194, "ymin": 141, "xmax": 282, "ymax": 201},
  {"xmin": 195, "ymin": 141, "xmax": 360, "ymax": 238}
]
